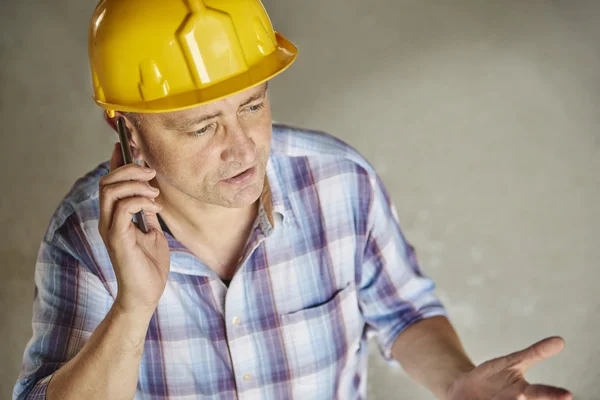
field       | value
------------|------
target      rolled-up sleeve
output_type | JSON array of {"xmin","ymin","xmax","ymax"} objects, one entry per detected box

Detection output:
[
  {"xmin": 13, "ymin": 238, "xmax": 112, "ymax": 399},
  {"xmin": 358, "ymin": 174, "xmax": 446, "ymax": 363}
]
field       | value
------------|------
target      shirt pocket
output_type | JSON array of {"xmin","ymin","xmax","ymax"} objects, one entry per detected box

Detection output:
[{"xmin": 279, "ymin": 282, "xmax": 364, "ymax": 378}]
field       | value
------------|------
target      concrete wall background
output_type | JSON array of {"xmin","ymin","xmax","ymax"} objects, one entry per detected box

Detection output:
[{"xmin": 1, "ymin": 0, "xmax": 598, "ymax": 399}]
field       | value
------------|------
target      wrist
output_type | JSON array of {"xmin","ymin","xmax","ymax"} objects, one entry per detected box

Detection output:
[
  {"xmin": 111, "ymin": 298, "xmax": 157, "ymax": 324},
  {"xmin": 444, "ymin": 363, "xmax": 476, "ymax": 400},
  {"xmin": 107, "ymin": 301, "xmax": 155, "ymax": 356}
]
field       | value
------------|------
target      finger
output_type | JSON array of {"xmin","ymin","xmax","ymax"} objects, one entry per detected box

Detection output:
[
  {"xmin": 505, "ymin": 337, "xmax": 566, "ymax": 372},
  {"xmin": 110, "ymin": 197, "xmax": 162, "ymax": 237},
  {"xmin": 109, "ymin": 142, "xmax": 125, "ymax": 172},
  {"xmin": 524, "ymin": 384, "xmax": 572, "ymax": 400},
  {"xmin": 100, "ymin": 163, "xmax": 156, "ymax": 188},
  {"xmin": 99, "ymin": 181, "xmax": 160, "ymax": 236}
]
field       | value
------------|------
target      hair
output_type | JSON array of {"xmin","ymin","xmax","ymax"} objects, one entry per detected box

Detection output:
[{"xmin": 122, "ymin": 112, "xmax": 143, "ymax": 132}]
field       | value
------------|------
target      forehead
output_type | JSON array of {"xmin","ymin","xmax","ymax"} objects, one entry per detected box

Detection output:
[{"xmin": 155, "ymin": 83, "xmax": 268, "ymax": 124}]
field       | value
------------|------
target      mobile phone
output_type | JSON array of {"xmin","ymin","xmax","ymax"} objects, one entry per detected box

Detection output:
[{"xmin": 116, "ymin": 117, "xmax": 149, "ymax": 233}]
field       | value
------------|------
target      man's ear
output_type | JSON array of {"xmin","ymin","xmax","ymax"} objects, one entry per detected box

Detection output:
[
  {"xmin": 103, "ymin": 111, "xmax": 145, "ymax": 163},
  {"xmin": 103, "ymin": 110, "xmax": 118, "ymax": 131}
]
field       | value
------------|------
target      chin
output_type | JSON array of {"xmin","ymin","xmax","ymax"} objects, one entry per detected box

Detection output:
[{"xmin": 222, "ymin": 181, "xmax": 264, "ymax": 208}]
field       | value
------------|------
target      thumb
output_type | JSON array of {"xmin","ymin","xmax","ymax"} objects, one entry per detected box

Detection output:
[
  {"xmin": 140, "ymin": 210, "xmax": 164, "ymax": 236},
  {"xmin": 504, "ymin": 336, "xmax": 566, "ymax": 372}
]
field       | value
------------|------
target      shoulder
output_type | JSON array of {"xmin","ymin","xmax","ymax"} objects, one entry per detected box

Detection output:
[
  {"xmin": 43, "ymin": 161, "xmax": 109, "ymax": 259},
  {"xmin": 269, "ymin": 124, "xmax": 385, "ymax": 221},
  {"xmin": 271, "ymin": 123, "xmax": 379, "ymax": 183}
]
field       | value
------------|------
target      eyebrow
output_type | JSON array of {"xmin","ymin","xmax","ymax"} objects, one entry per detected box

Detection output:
[{"xmin": 163, "ymin": 83, "xmax": 268, "ymax": 132}]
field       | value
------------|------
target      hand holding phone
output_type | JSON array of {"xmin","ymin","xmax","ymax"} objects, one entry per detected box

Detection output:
[
  {"xmin": 98, "ymin": 118, "xmax": 171, "ymax": 315},
  {"xmin": 117, "ymin": 117, "xmax": 149, "ymax": 233}
]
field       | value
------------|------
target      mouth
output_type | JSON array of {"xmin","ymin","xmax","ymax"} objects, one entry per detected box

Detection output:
[{"xmin": 222, "ymin": 166, "xmax": 257, "ymax": 184}]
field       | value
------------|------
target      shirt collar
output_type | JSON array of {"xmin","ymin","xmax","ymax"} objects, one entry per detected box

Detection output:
[{"xmin": 263, "ymin": 152, "xmax": 296, "ymax": 228}]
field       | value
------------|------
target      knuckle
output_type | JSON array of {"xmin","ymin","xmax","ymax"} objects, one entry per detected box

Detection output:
[
  {"xmin": 504, "ymin": 355, "xmax": 516, "ymax": 366},
  {"xmin": 101, "ymin": 184, "xmax": 114, "ymax": 198},
  {"xmin": 99, "ymin": 172, "xmax": 112, "ymax": 185}
]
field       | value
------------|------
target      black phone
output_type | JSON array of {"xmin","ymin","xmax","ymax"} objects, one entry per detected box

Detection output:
[{"xmin": 116, "ymin": 117, "xmax": 149, "ymax": 233}]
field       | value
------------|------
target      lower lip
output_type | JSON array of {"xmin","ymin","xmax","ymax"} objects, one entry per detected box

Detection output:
[{"xmin": 222, "ymin": 166, "xmax": 256, "ymax": 184}]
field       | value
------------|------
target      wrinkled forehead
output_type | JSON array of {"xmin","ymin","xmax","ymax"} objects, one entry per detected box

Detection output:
[
  {"xmin": 156, "ymin": 83, "xmax": 269, "ymax": 128},
  {"xmin": 126, "ymin": 82, "xmax": 268, "ymax": 137}
]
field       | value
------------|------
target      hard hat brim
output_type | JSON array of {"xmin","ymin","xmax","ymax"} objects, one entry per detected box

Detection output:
[{"xmin": 94, "ymin": 32, "xmax": 298, "ymax": 115}]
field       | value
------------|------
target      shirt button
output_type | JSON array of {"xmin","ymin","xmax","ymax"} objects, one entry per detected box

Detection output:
[
  {"xmin": 243, "ymin": 373, "xmax": 252, "ymax": 381},
  {"xmin": 232, "ymin": 316, "xmax": 241, "ymax": 326}
]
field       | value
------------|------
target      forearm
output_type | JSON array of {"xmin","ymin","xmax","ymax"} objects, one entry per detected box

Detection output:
[
  {"xmin": 391, "ymin": 316, "xmax": 475, "ymax": 400},
  {"xmin": 46, "ymin": 303, "xmax": 153, "ymax": 400}
]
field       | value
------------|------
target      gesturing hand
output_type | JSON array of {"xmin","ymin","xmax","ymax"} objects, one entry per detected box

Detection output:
[{"xmin": 446, "ymin": 336, "xmax": 572, "ymax": 400}]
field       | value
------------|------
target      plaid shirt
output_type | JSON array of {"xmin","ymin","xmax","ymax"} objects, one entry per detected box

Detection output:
[{"xmin": 14, "ymin": 124, "xmax": 445, "ymax": 400}]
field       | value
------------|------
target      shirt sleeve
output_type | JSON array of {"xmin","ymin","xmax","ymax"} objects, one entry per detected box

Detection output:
[
  {"xmin": 13, "ymin": 238, "xmax": 113, "ymax": 399},
  {"xmin": 358, "ymin": 173, "xmax": 446, "ymax": 364}
]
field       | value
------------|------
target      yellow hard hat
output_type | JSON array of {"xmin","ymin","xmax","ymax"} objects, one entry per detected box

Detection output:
[{"xmin": 88, "ymin": 0, "xmax": 298, "ymax": 117}]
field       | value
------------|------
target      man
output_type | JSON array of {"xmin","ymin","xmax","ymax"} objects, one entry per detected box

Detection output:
[{"xmin": 14, "ymin": 0, "xmax": 572, "ymax": 399}]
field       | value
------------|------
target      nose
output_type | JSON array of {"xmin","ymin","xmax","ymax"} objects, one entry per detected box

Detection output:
[{"xmin": 220, "ymin": 124, "xmax": 257, "ymax": 165}]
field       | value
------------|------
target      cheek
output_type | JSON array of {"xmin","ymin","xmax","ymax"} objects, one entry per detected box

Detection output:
[
  {"xmin": 184, "ymin": 141, "xmax": 223, "ymax": 183},
  {"xmin": 251, "ymin": 117, "xmax": 273, "ymax": 147},
  {"xmin": 145, "ymin": 137, "xmax": 209, "ymax": 179},
  {"xmin": 139, "ymin": 135, "xmax": 168, "ymax": 168},
  {"xmin": 255, "ymin": 130, "xmax": 272, "ymax": 148}
]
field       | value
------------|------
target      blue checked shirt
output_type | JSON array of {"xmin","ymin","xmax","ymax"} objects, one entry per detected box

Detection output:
[{"xmin": 14, "ymin": 124, "xmax": 446, "ymax": 399}]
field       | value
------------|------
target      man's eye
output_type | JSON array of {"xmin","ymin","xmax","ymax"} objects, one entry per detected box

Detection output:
[
  {"xmin": 247, "ymin": 103, "xmax": 265, "ymax": 112},
  {"xmin": 192, "ymin": 124, "xmax": 214, "ymax": 137}
]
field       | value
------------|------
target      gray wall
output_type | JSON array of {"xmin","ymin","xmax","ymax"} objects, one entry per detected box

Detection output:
[{"xmin": 1, "ymin": 0, "xmax": 598, "ymax": 399}]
